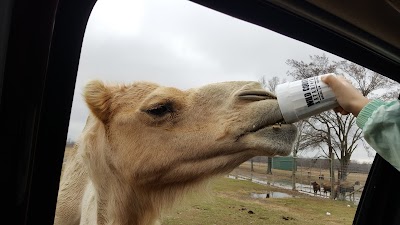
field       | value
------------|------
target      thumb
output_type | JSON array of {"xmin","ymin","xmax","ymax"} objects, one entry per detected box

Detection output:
[{"xmin": 321, "ymin": 75, "xmax": 345, "ymax": 92}]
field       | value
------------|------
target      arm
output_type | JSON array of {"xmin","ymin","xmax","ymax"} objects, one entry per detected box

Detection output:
[
  {"xmin": 357, "ymin": 99, "xmax": 400, "ymax": 171},
  {"xmin": 322, "ymin": 75, "xmax": 400, "ymax": 171},
  {"xmin": 321, "ymin": 75, "xmax": 370, "ymax": 116}
]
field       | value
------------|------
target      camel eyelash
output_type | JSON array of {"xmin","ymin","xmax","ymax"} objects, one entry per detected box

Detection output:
[{"xmin": 145, "ymin": 102, "xmax": 174, "ymax": 117}]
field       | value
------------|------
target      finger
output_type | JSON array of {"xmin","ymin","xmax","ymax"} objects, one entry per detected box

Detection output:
[
  {"xmin": 333, "ymin": 106, "xmax": 342, "ymax": 113},
  {"xmin": 333, "ymin": 106, "xmax": 349, "ymax": 115},
  {"xmin": 336, "ymin": 75, "xmax": 346, "ymax": 80},
  {"xmin": 321, "ymin": 75, "xmax": 347, "ymax": 93},
  {"xmin": 340, "ymin": 110, "xmax": 350, "ymax": 115},
  {"xmin": 336, "ymin": 75, "xmax": 351, "ymax": 85},
  {"xmin": 321, "ymin": 74, "xmax": 337, "ymax": 86}
]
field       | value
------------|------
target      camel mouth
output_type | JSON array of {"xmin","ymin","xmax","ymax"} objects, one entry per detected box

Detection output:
[
  {"xmin": 237, "ymin": 90, "xmax": 287, "ymax": 130},
  {"xmin": 236, "ymin": 117, "xmax": 288, "ymax": 141},
  {"xmin": 250, "ymin": 119, "xmax": 287, "ymax": 133},
  {"xmin": 237, "ymin": 90, "xmax": 276, "ymax": 101}
]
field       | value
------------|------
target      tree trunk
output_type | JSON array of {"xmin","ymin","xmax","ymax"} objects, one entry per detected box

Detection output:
[
  {"xmin": 327, "ymin": 127, "xmax": 335, "ymax": 199},
  {"xmin": 291, "ymin": 120, "xmax": 304, "ymax": 191},
  {"xmin": 340, "ymin": 156, "xmax": 350, "ymax": 181},
  {"xmin": 250, "ymin": 159, "xmax": 254, "ymax": 172},
  {"xmin": 292, "ymin": 152, "xmax": 297, "ymax": 190},
  {"xmin": 330, "ymin": 150, "xmax": 335, "ymax": 199},
  {"xmin": 267, "ymin": 157, "xmax": 272, "ymax": 174}
]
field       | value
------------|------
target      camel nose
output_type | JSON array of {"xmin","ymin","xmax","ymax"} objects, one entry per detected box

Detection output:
[{"xmin": 237, "ymin": 90, "xmax": 277, "ymax": 101}]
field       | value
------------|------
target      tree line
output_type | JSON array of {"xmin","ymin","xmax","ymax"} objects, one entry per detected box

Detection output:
[{"xmin": 249, "ymin": 156, "xmax": 371, "ymax": 174}]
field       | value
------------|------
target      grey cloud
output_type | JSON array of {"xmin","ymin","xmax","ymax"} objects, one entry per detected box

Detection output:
[{"xmin": 69, "ymin": 0, "xmax": 370, "ymax": 162}]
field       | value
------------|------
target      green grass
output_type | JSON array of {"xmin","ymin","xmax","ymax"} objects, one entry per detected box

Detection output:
[{"xmin": 162, "ymin": 177, "xmax": 356, "ymax": 225}]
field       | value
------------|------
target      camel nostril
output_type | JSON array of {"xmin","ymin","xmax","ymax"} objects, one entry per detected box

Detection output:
[{"xmin": 237, "ymin": 90, "xmax": 277, "ymax": 101}]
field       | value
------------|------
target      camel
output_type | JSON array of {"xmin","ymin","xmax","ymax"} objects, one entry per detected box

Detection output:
[{"xmin": 54, "ymin": 80, "xmax": 297, "ymax": 225}]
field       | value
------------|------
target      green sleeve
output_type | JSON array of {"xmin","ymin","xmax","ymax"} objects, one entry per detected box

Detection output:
[{"xmin": 356, "ymin": 99, "xmax": 400, "ymax": 171}]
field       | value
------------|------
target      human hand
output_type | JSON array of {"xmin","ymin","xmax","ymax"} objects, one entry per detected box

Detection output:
[{"xmin": 321, "ymin": 75, "xmax": 370, "ymax": 117}]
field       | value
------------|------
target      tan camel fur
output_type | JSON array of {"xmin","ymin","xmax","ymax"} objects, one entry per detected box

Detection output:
[{"xmin": 54, "ymin": 80, "xmax": 297, "ymax": 225}]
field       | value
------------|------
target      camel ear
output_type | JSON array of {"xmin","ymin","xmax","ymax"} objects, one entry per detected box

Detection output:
[{"xmin": 84, "ymin": 80, "xmax": 112, "ymax": 123}]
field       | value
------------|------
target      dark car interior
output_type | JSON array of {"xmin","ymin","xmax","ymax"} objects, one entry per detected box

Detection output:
[{"xmin": 1, "ymin": 0, "xmax": 399, "ymax": 224}]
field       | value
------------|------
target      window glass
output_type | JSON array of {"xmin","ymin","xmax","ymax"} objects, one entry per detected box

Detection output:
[{"xmin": 61, "ymin": 0, "xmax": 399, "ymax": 224}]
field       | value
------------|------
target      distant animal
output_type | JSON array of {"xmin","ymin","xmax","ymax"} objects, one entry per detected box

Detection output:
[
  {"xmin": 333, "ymin": 184, "xmax": 355, "ymax": 201},
  {"xmin": 318, "ymin": 174, "xmax": 324, "ymax": 180},
  {"xmin": 54, "ymin": 80, "xmax": 298, "ymax": 225},
  {"xmin": 311, "ymin": 181, "xmax": 321, "ymax": 195},
  {"xmin": 340, "ymin": 185, "xmax": 355, "ymax": 201},
  {"xmin": 321, "ymin": 183, "xmax": 331, "ymax": 196}
]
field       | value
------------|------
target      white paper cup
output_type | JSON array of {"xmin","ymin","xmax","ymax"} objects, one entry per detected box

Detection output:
[{"xmin": 275, "ymin": 74, "xmax": 339, "ymax": 123}]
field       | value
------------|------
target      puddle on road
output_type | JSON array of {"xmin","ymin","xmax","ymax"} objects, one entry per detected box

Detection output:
[{"xmin": 250, "ymin": 192, "xmax": 293, "ymax": 199}]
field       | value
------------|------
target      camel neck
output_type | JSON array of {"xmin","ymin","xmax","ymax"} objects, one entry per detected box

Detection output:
[{"xmin": 93, "ymin": 180, "xmax": 159, "ymax": 225}]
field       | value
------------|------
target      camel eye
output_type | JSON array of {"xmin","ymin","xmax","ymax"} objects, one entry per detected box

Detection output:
[{"xmin": 146, "ymin": 103, "xmax": 173, "ymax": 117}]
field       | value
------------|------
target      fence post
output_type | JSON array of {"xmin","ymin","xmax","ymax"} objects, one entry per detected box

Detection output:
[
  {"xmin": 292, "ymin": 156, "xmax": 297, "ymax": 191},
  {"xmin": 330, "ymin": 152, "xmax": 335, "ymax": 199}
]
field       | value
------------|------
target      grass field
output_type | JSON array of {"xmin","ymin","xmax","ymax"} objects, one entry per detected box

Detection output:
[
  {"xmin": 62, "ymin": 147, "xmax": 358, "ymax": 224},
  {"xmin": 162, "ymin": 177, "xmax": 356, "ymax": 225}
]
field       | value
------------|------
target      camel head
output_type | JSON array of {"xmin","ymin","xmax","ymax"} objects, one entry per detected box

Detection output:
[{"xmin": 83, "ymin": 80, "xmax": 297, "ymax": 189}]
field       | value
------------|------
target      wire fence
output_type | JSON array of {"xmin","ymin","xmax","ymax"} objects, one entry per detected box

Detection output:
[{"xmin": 229, "ymin": 156, "xmax": 371, "ymax": 204}]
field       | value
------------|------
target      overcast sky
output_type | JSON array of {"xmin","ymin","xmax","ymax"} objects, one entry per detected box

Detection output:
[{"xmin": 67, "ymin": 0, "xmax": 375, "ymax": 163}]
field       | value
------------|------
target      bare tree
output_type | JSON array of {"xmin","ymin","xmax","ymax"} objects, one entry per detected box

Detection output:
[
  {"xmin": 259, "ymin": 76, "xmax": 289, "ymax": 175},
  {"xmin": 287, "ymin": 54, "xmax": 399, "ymax": 182},
  {"xmin": 261, "ymin": 76, "xmax": 287, "ymax": 92},
  {"xmin": 260, "ymin": 75, "xmax": 311, "ymax": 186},
  {"xmin": 250, "ymin": 158, "xmax": 254, "ymax": 172},
  {"xmin": 286, "ymin": 54, "xmax": 337, "ymax": 80},
  {"xmin": 291, "ymin": 120, "xmax": 307, "ymax": 190},
  {"xmin": 338, "ymin": 61, "xmax": 396, "ymax": 96}
]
